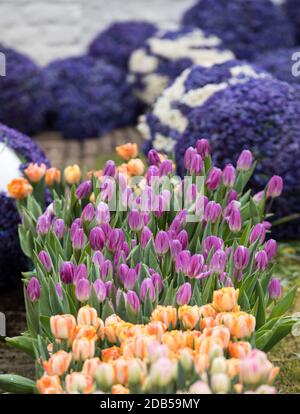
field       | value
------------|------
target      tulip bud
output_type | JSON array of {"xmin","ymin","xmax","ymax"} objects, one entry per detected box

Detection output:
[
  {"xmin": 211, "ymin": 373, "xmax": 230, "ymax": 393},
  {"xmin": 184, "ymin": 146, "xmax": 197, "ymax": 171},
  {"xmin": 196, "ymin": 139, "xmax": 211, "ymax": 158},
  {"xmin": 159, "ymin": 159, "xmax": 173, "ymax": 176},
  {"xmin": 64, "ymin": 164, "xmax": 81, "ymax": 185},
  {"xmin": 89, "ymin": 227, "xmax": 105, "ymax": 251},
  {"xmin": 268, "ymin": 278, "xmax": 282, "ymax": 300},
  {"xmin": 140, "ymin": 278, "xmax": 156, "ymax": 302},
  {"xmin": 56, "ymin": 283, "xmax": 63, "ymax": 300},
  {"xmin": 27, "ymin": 277, "xmax": 41, "ymax": 302},
  {"xmin": 95, "ymin": 202, "xmax": 110, "ymax": 224},
  {"xmin": 177, "ymin": 230, "xmax": 188, "ymax": 250},
  {"xmin": 148, "ymin": 149, "xmax": 161, "ymax": 166},
  {"xmin": 227, "ymin": 190, "xmax": 238, "ymax": 203},
  {"xmin": 128, "ymin": 209, "xmax": 143, "ymax": 231},
  {"xmin": 53, "ymin": 218, "xmax": 66, "ymax": 239},
  {"xmin": 71, "ymin": 228, "xmax": 85, "ymax": 250},
  {"xmin": 204, "ymin": 201, "xmax": 222, "ymax": 223},
  {"xmin": 170, "ymin": 239, "xmax": 182, "ymax": 259},
  {"xmin": 149, "ymin": 357, "xmax": 176, "ymax": 387},
  {"xmin": 265, "ymin": 239, "xmax": 277, "ymax": 260},
  {"xmin": 141, "ymin": 226, "xmax": 152, "ymax": 248},
  {"xmin": 107, "ymin": 228, "xmax": 125, "ymax": 252},
  {"xmin": 154, "ymin": 231, "xmax": 169, "ymax": 255},
  {"xmin": 176, "ymin": 283, "xmax": 192, "ymax": 306},
  {"xmin": 60, "ymin": 262, "xmax": 75, "ymax": 284},
  {"xmin": 72, "ymin": 338, "xmax": 95, "ymax": 360},
  {"xmin": 249, "ymin": 223, "xmax": 266, "ymax": 245},
  {"xmin": 206, "ymin": 167, "xmax": 222, "ymax": 191},
  {"xmin": 45, "ymin": 167, "xmax": 61, "ymax": 186},
  {"xmin": 94, "ymin": 363, "xmax": 114, "ymax": 391},
  {"xmin": 203, "ymin": 236, "xmax": 224, "ymax": 255},
  {"xmin": 255, "ymin": 250, "xmax": 269, "ymax": 271},
  {"xmin": 74, "ymin": 264, "xmax": 87, "ymax": 283},
  {"xmin": 190, "ymin": 153, "xmax": 203, "ymax": 174},
  {"xmin": 93, "ymin": 251, "xmax": 105, "ymax": 268},
  {"xmin": 266, "ymin": 175, "xmax": 283, "ymax": 198},
  {"xmin": 126, "ymin": 290, "xmax": 141, "ymax": 313},
  {"xmin": 93, "ymin": 279, "xmax": 107, "ymax": 302},
  {"xmin": 228, "ymin": 208, "xmax": 242, "ymax": 233},
  {"xmin": 237, "ymin": 150, "xmax": 253, "ymax": 171},
  {"xmin": 76, "ymin": 180, "xmax": 92, "ymax": 199},
  {"xmin": 100, "ymin": 260, "xmax": 113, "ymax": 281},
  {"xmin": 103, "ymin": 160, "xmax": 116, "ymax": 178},
  {"xmin": 210, "ymin": 249, "xmax": 227, "ymax": 274},
  {"xmin": 36, "ymin": 214, "xmax": 51, "ymax": 235},
  {"xmin": 81, "ymin": 203, "xmax": 94, "ymax": 222},
  {"xmin": 234, "ymin": 246, "xmax": 250, "ymax": 270},
  {"xmin": 175, "ymin": 250, "xmax": 191, "ymax": 273},
  {"xmin": 38, "ymin": 250, "xmax": 52, "ymax": 273},
  {"xmin": 125, "ymin": 268, "xmax": 139, "ymax": 290},
  {"xmin": 253, "ymin": 191, "xmax": 264, "ymax": 204},
  {"xmin": 187, "ymin": 254, "xmax": 205, "ymax": 278},
  {"xmin": 150, "ymin": 272, "xmax": 163, "ymax": 293},
  {"xmin": 180, "ymin": 348, "xmax": 193, "ymax": 372},
  {"xmin": 128, "ymin": 359, "xmax": 143, "ymax": 385},
  {"xmin": 75, "ymin": 279, "xmax": 91, "ymax": 302},
  {"xmin": 223, "ymin": 164, "xmax": 236, "ymax": 188},
  {"xmin": 50, "ymin": 314, "xmax": 76, "ymax": 339},
  {"xmin": 210, "ymin": 356, "xmax": 227, "ymax": 374}
]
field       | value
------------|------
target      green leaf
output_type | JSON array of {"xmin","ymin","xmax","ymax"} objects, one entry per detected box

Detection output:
[
  {"xmin": 0, "ymin": 374, "xmax": 36, "ymax": 394},
  {"xmin": 255, "ymin": 280, "xmax": 266, "ymax": 329},
  {"xmin": 6, "ymin": 336, "xmax": 37, "ymax": 358},
  {"xmin": 269, "ymin": 286, "xmax": 297, "ymax": 320}
]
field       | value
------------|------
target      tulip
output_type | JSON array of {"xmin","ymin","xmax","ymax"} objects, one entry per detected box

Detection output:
[
  {"xmin": 253, "ymin": 191, "xmax": 264, "ymax": 204},
  {"xmin": 204, "ymin": 201, "xmax": 222, "ymax": 223},
  {"xmin": 36, "ymin": 375, "xmax": 62, "ymax": 394},
  {"xmin": 151, "ymin": 306, "xmax": 177, "ymax": 329},
  {"xmin": 7, "ymin": 177, "xmax": 33, "ymax": 199},
  {"xmin": 60, "ymin": 261, "xmax": 75, "ymax": 284},
  {"xmin": 170, "ymin": 240, "xmax": 182, "ymax": 259},
  {"xmin": 187, "ymin": 254, "xmax": 205, "ymax": 278},
  {"xmin": 73, "ymin": 264, "xmax": 87, "ymax": 283},
  {"xmin": 27, "ymin": 277, "xmax": 41, "ymax": 302},
  {"xmin": 71, "ymin": 227, "xmax": 85, "ymax": 250},
  {"xmin": 45, "ymin": 167, "xmax": 61, "ymax": 186},
  {"xmin": 94, "ymin": 363, "xmax": 114, "ymax": 391},
  {"xmin": 95, "ymin": 202, "xmax": 110, "ymax": 224},
  {"xmin": 93, "ymin": 279, "xmax": 107, "ymax": 303},
  {"xmin": 55, "ymin": 283, "xmax": 63, "ymax": 300},
  {"xmin": 64, "ymin": 164, "xmax": 81, "ymax": 185},
  {"xmin": 210, "ymin": 249, "xmax": 227, "ymax": 274},
  {"xmin": 140, "ymin": 226, "xmax": 152, "ymax": 248},
  {"xmin": 239, "ymin": 350, "xmax": 276, "ymax": 385},
  {"xmin": 38, "ymin": 250, "xmax": 52, "ymax": 273},
  {"xmin": 121, "ymin": 267, "xmax": 138, "ymax": 290},
  {"xmin": 223, "ymin": 164, "xmax": 236, "ymax": 187},
  {"xmin": 176, "ymin": 283, "xmax": 192, "ymax": 306},
  {"xmin": 107, "ymin": 228, "xmax": 125, "ymax": 252},
  {"xmin": 237, "ymin": 150, "xmax": 253, "ymax": 171},
  {"xmin": 159, "ymin": 159, "xmax": 173, "ymax": 176},
  {"xmin": 189, "ymin": 381, "xmax": 212, "ymax": 394},
  {"xmin": 176, "ymin": 229, "xmax": 188, "ymax": 250},
  {"xmin": 36, "ymin": 214, "xmax": 51, "ymax": 235},
  {"xmin": 140, "ymin": 279, "xmax": 156, "ymax": 302},
  {"xmin": 89, "ymin": 227, "xmax": 105, "ymax": 251},
  {"xmin": 154, "ymin": 231, "xmax": 169, "ymax": 255},
  {"xmin": 53, "ymin": 218, "xmax": 65, "ymax": 239},
  {"xmin": 234, "ymin": 246, "xmax": 250, "ymax": 270},
  {"xmin": 77, "ymin": 306, "xmax": 99, "ymax": 328},
  {"xmin": 146, "ymin": 165, "xmax": 160, "ymax": 185},
  {"xmin": 65, "ymin": 372, "xmax": 94, "ymax": 394},
  {"xmin": 203, "ymin": 236, "xmax": 224, "ymax": 255},
  {"xmin": 76, "ymin": 180, "xmax": 92, "ymax": 199},
  {"xmin": 175, "ymin": 250, "xmax": 191, "ymax": 273},
  {"xmin": 190, "ymin": 153, "xmax": 203, "ymax": 174},
  {"xmin": 212, "ymin": 287, "xmax": 239, "ymax": 312},
  {"xmin": 210, "ymin": 356, "xmax": 227, "ymax": 374},
  {"xmin": 43, "ymin": 350, "xmax": 72, "ymax": 377},
  {"xmin": 265, "ymin": 239, "xmax": 277, "ymax": 260},
  {"xmin": 100, "ymin": 260, "xmax": 113, "ymax": 281},
  {"xmin": 196, "ymin": 139, "xmax": 211, "ymax": 158},
  {"xmin": 249, "ymin": 223, "xmax": 266, "ymax": 244},
  {"xmin": 92, "ymin": 251, "xmax": 104, "ymax": 268},
  {"xmin": 127, "ymin": 158, "xmax": 145, "ymax": 176},
  {"xmin": 116, "ymin": 143, "xmax": 138, "ymax": 161},
  {"xmin": 228, "ymin": 341, "xmax": 252, "ymax": 359},
  {"xmin": 178, "ymin": 305, "xmax": 199, "ymax": 330},
  {"xmin": 227, "ymin": 189, "xmax": 238, "ymax": 203},
  {"xmin": 268, "ymin": 278, "xmax": 282, "ymax": 300},
  {"xmin": 255, "ymin": 250, "xmax": 269, "ymax": 271},
  {"xmin": 206, "ymin": 167, "xmax": 222, "ymax": 191},
  {"xmin": 81, "ymin": 203, "xmax": 94, "ymax": 222},
  {"xmin": 24, "ymin": 163, "xmax": 46, "ymax": 183},
  {"xmin": 266, "ymin": 175, "xmax": 283, "ymax": 198},
  {"xmin": 148, "ymin": 149, "xmax": 161, "ymax": 166},
  {"xmin": 70, "ymin": 219, "xmax": 82, "ymax": 239},
  {"xmin": 103, "ymin": 160, "xmax": 116, "ymax": 178},
  {"xmin": 72, "ymin": 338, "xmax": 95, "ymax": 361},
  {"xmin": 222, "ymin": 311, "xmax": 256, "ymax": 339},
  {"xmin": 75, "ymin": 279, "xmax": 91, "ymax": 302},
  {"xmin": 184, "ymin": 146, "xmax": 197, "ymax": 171},
  {"xmin": 128, "ymin": 209, "xmax": 143, "ymax": 231},
  {"xmin": 228, "ymin": 208, "xmax": 242, "ymax": 233},
  {"xmin": 126, "ymin": 290, "xmax": 141, "ymax": 313},
  {"xmin": 211, "ymin": 373, "xmax": 230, "ymax": 393},
  {"xmin": 149, "ymin": 358, "xmax": 176, "ymax": 387},
  {"xmin": 150, "ymin": 272, "xmax": 163, "ymax": 293},
  {"xmin": 50, "ymin": 314, "xmax": 76, "ymax": 339}
]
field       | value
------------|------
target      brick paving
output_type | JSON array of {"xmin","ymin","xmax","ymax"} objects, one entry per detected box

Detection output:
[{"xmin": 35, "ymin": 127, "xmax": 143, "ymax": 169}]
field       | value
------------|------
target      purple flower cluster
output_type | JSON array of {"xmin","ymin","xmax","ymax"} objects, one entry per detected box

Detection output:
[
  {"xmin": 283, "ymin": 0, "xmax": 300, "ymax": 43},
  {"xmin": 43, "ymin": 55, "xmax": 140, "ymax": 140},
  {"xmin": 175, "ymin": 77, "xmax": 300, "ymax": 239},
  {"xmin": 88, "ymin": 21, "xmax": 157, "ymax": 69},
  {"xmin": 0, "ymin": 44, "xmax": 48, "ymax": 134},
  {"xmin": 182, "ymin": 0, "xmax": 295, "ymax": 60},
  {"xmin": 0, "ymin": 123, "xmax": 49, "ymax": 287},
  {"xmin": 254, "ymin": 48, "xmax": 300, "ymax": 84}
]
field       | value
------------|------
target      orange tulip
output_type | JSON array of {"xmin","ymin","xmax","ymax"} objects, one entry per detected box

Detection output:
[
  {"xmin": 200, "ymin": 317, "xmax": 216, "ymax": 330},
  {"xmin": 228, "ymin": 341, "xmax": 252, "ymax": 359},
  {"xmin": 45, "ymin": 168, "xmax": 61, "ymax": 186},
  {"xmin": 145, "ymin": 321, "xmax": 166, "ymax": 341},
  {"xmin": 133, "ymin": 334, "xmax": 156, "ymax": 359},
  {"xmin": 194, "ymin": 353, "xmax": 210, "ymax": 375},
  {"xmin": 212, "ymin": 287, "xmax": 239, "ymax": 312},
  {"xmin": 112, "ymin": 384, "xmax": 130, "ymax": 394},
  {"xmin": 72, "ymin": 338, "xmax": 95, "ymax": 361},
  {"xmin": 195, "ymin": 336, "xmax": 224, "ymax": 358},
  {"xmin": 116, "ymin": 143, "xmax": 138, "ymax": 161},
  {"xmin": 36, "ymin": 375, "xmax": 62, "ymax": 394},
  {"xmin": 73, "ymin": 325, "xmax": 98, "ymax": 342},
  {"xmin": 64, "ymin": 164, "xmax": 81, "ymax": 185},
  {"xmin": 77, "ymin": 306, "xmax": 100, "ymax": 328},
  {"xmin": 24, "ymin": 163, "xmax": 46, "ymax": 183},
  {"xmin": 127, "ymin": 158, "xmax": 145, "ymax": 176},
  {"xmin": 222, "ymin": 312, "xmax": 256, "ymax": 339},
  {"xmin": 178, "ymin": 305, "xmax": 200, "ymax": 330},
  {"xmin": 65, "ymin": 372, "xmax": 94, "ymax": 394},
  {"xmin": 7, "ymin": 177, "xmax": 33, "ymax": 199},
  {"xmin": 82, "ymin": 357, "xmax": 101, "ymax": 377},
  {"xmin": 113, "ymin": 358, "xmax": 130, "ymax": 385},
  {"xmin": 226, "ymin": 358, "xmax": 241, "ymax": 378},
  {"xmin": 43, "ymin": 350, "xmax": 72, "ymax": 376},
  {"xmin": 162, "ymin": 331, "xmax": 187, "ymax": 353},
  {"xmin": 50, "ymin": 314, "xmax": 76, "ymax": 340},
  {"xmin": 101, "ymin": 346, "xmax": 121, "ymax": 362},
  {"xmin": 198, "ymin": 304, "xmax": 218, "ymax": 318},
  {"xmin": 202, "ymin": 326, "xmax": 231, "ymax": 348},
  {"xmin": 150, "ymin": 306, "xmax": 177, "ymax": 330}
]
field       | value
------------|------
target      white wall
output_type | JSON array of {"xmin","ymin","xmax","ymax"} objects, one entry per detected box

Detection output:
[{"xmin": 0, "ymin": 0, "xmax": 195, "ymax": 65}]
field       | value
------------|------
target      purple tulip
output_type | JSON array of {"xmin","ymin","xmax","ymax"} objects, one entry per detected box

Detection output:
[
  {"xmin": 96, "ymin": 202, "xmax": 110, "ymax": 224},
  {"xmin": 255, "ymin": 250, "xmax": 269, "ymax": 271},
  {"xmin": 196, "ymin": 139, "xmax": 210, "ymax": 158},
  {"xmin": 70, "ymin": 219, "xmax": 82, "ymax": 240},
  {"xmin": 124, "ymin": 269, "xmax": 138, "ymax": 290},
  {"xmin": 140, "ymin": 278, "xmax": 156, "ymax": 302},
  {"xmin": 118, "ymin": 263, "xmax": 129, "ymax": 284},
  {"xmin": 268, "ymin": 278, "xmax": 282, "ymax": 300},
  {"xmin": 93, "ymin": 279, "xmax": 107, "ymax": 302},
  {"xmin": 234, "ymin": 246, "xmax": 250, "ymax": 270},
  {"xmin": 27, "ymin": 277, "xmax": 41, "ymax": 302},
  {"xmin": 100, "ymin": 260, "xmax": 113, "ymax": 281},
  {"xmin": 103, "ymin": 160, "xmax": 116, "ymax": 178},
  {"xmin": 126, "ymin": 290, "xmax": 141, "ymax": 313},
  {"xmin": 114, "ymin": 250, "xmax": 127, "ymax": 267},
  {"xmin": 100, "ymin": 178, "xmax": 114, "ymax": 202},
  {"xmin": 265, "ymin": 239, "xmax": 277, "ymax": 260},
  {"xmin": 148, "ymin": 149, "xmax": 161, "ymax": 166},
  {"xmin": 128, "ymin": 209, "xmax": 143, "ymax": 231},
  {"xmin": 55, "ymin": 283, "xmax": 63, "ymax": 300},
  {"xmin": 71, "ymin": 227, "xmax": 85, "ymax": 250},
  {"xmin": 187, "ymin": 254, "xmax": 205, "ymax": 278},
  {"xmin": 81, "ymin": 203, "xmax": 95, "ymax": 222},
  {"xmin": 146, "ymin": 165, "xmax": 160, "ymax": 185},
  {"xmin": 250, "ymin": 224, "xmax": 266, "ymax": 245},
  {"xmin": 203, "ymin": 236, "xmax": 224, "ymax": 255},
  {"xmin": 176, "ymin": 283, "xmax": 192, "ymax": 306},
  {"xmin": 154, "ymin": 231, "xmax": 169, "ymax": 256},
  {"xmin": 227, "ymin": 190, "xmax": 238, "ymax": 204},
  {"xmin": 237, "ymin": 150, "xmax": 253, "ymax": 171},
  {"xmin": 141, "ymin": 226, "xmax": 152, "ymax": 248},
  {"xmin": 228, "ymin": 209, "xmax": 242, "ymax": 233},
  {"xmin": 210, "ymin": 249, "xmax": 227, "ymax": 274},
  {"xmin": 75, "ymin": 279, "xmax": 91, "ymax": 302},
  {"xmin": 170, "ymin": 240, "xmax": 182, "ymax": 259},
  {"xmin": 93, "ymin": 251, "xmax": 105, "ymax": 268},
  {"xmin": 159, "ymin": 160, "xmax": 173, "ymax": 176},
  {"xmin": 76, "ymin": 180, "xmax": 92, "ymax": 199},
  {"xmin": 36, "ymin": 214, "xmax": 51, "ymax": 235},
  {"xmin": 89, "ymin": 227, "xmax": 105, "ymax": 251},
  {"xmin": 74, "ymin": 264, "xmax": 87, "ymax": 283},
  {"xmin": 253, "ymin": 191, "xmax": 264, "ymax": 204},
  {"xmin": 38, "ymin": 250, "xmax": 52, "ymax": 273},
  {"xmin": 190, "ymin": 153, "xmax": 203, "ymax": 175},
  {"xmin": 107, "ymin": 228, "xmax": 125, "ymax": 252},
  {"xmin": 177, "ymin": 230, "xmax": 188, "ymax": 250},
  {"xmin": 266, "ymin": 175, "xmax": 283, "ymax": 198},
  {"xmin": 184, "ymin": 146, "xmax": 197, "ymax": 171},
  {"xmin": 105, "ymin": 281, "xmax": 115, "ymax": 297},
  {"xmin": 206, "ymin": 167, "xmax": 222, "ymax": 191},
  {"xmin": 204, "ymin": 201, "xmax": 222, "ymax": 223},
  {"xmin": 223, "ymin": 164, "xmax": 236, "ymax": 188},
  {"xmin": 175, "ymin": 250, "xmax": 191, "ymax": 273},
  {"xmin": 60, "ymin": 261, "xmax": 75, "ymax": 284},
  {"xmin": 150, "ymin": 272, "xmax": 163, "ymax": 293},
  {"xmin": 52, "ymin": 219, "xmax": 65, "ymax": 240}
]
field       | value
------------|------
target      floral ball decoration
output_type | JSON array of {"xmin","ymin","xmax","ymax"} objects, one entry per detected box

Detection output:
[
  {"xmin": 182, "ymin": 0, "xmax": 295, "ymax": 61},
  {"xmin": 0, "ymin": 123, "xmax": 49, "ymax": 287},
  {"xmin": 128, "ymin": 26, "xmax": 235, "ymax": 105},
  {"xmin": 88, "ymin": 20, "xmax": 158, "ymax": 69},
  {"xmin": 0, "ymin": 44, "xmax": 48, "ymax": 134},
  {"xmin": 254, "ymin": 48, "xmax": 300, "ymax": 84},
  {"xmin": 138, "ymin": 60, "xmax": 266, "ymax": 154},
  {"xmin": 283, "ymin": 0, "xmax": 300, "ymax": 43},
  {"xmin": 44, "ymin": 56, "xmax": 140, "ymax": 140},
  {"xmin": 175, "ymin": 77, "xmax": 300, "ymax": 239}
]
